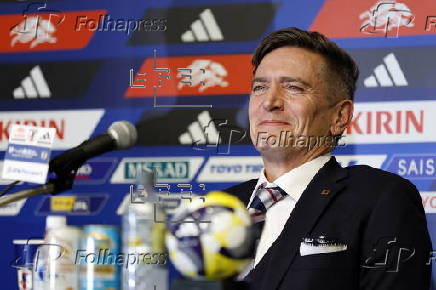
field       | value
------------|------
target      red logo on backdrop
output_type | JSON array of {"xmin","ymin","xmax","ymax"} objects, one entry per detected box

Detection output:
[
  {"xmin": 346, "ymin": 110, "xmax": 423, "ymax": 135},
  {"xmin": 310, "ymin": 0, "xmax": 436, "ymax": 38},
  {"xmin": 11, "ymin": 127, "xmax": 26, "ymax": 142},
  {"xmin": 1, "ymin": 10, "xmax": 106, "ymax": 53},
  {"xmin": 125, "ymin": 54, "xmax": 252, "ymax": 98},
  {"xmin": 0, "ymin": 119, "xmax": 64, "ymax": 142},
  {"xmin": 421, "ymin": 193, "xmax": 436, "ymax": 213}
]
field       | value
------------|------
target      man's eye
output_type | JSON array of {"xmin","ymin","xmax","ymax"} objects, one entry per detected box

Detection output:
[
  {"xmin": 284, "ymin": 84, "xmax": 303, "ymax": 91},
  {"xmin": 252, "ymin": 85, "xmax": 266, "ymax": 92}
]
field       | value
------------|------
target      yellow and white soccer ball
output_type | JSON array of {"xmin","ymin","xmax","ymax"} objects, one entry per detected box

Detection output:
[{"xmin": 165, "ymin": 191, "xmax": 254, "ymax": 280}]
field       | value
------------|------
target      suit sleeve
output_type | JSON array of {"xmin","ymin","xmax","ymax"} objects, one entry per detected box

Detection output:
[{"xmin": 359, "ymin": 179, "xmax": 432, "ymax": 290}]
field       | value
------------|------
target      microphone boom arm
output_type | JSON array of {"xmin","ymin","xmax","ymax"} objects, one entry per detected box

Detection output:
[
  {"xmin": 0, "ymin": 183, "xmax": 56, "ymax": 207},
  {"xmin": 0, "ymin": 151, "xmax": 83, "ymax": 207}
]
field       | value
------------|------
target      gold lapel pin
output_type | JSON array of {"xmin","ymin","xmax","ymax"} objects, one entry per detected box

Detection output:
[{"xmin": 320, "ymin": 189, "xmax": 331, "ymax": 195}]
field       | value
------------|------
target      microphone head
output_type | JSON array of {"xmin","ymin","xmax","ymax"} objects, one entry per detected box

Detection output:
[{"xmin": 107, "ymin": 121, "xmax": 138, "ymax": 149}]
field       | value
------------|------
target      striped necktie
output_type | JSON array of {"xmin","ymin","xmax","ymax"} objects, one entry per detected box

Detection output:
[
  {"xmin": 248, "ymin": 182, "xmax": 288, "ymax": 223},
  {"xmin": 236, "ymin": 182, "xmax": 288, "ymax": 280}
]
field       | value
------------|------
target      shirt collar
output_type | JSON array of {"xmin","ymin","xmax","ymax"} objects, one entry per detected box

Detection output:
[{"xmin": 253, "ymin": 155, "xmax": 332, "ymax": 202}]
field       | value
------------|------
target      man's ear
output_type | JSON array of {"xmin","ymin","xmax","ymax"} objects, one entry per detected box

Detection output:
[{"xmin": 330, "ymin": 99, "xmax": 353, "ymax": 136}]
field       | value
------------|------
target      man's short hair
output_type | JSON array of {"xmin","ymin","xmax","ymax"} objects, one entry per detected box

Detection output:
[{"xmin": 252, "ymin": 27, "xmax": 359, "ymax": 101}]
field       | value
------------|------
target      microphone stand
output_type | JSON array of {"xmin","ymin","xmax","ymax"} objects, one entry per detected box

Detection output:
[
  {"xmin": 0, "ymin": 166, "xmax": 77, "ymax": 207},
  {"xmin": 0, "ymin": 183, "xmax": 56, "ymax": 206}
]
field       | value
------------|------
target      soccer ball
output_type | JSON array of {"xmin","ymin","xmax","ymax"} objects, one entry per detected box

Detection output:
[{"xmin": 166, "ymin": 191, "xmax": 254, "ymax": 280}]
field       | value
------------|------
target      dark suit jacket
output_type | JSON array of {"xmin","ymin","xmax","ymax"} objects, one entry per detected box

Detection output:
[{"xmin": 225, "ymin": 156, "xmax": 432, "ymax": 290}]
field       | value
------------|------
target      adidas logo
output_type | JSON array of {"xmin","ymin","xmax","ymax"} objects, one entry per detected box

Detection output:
[
  {"xmin": 181, "ymin": 9, "xmax": 224, "ymax": 42},
  {"xmin": 364, "ymin": 53, "xmax": 408, "ymax": 88},
  {"xmin": 179, "ymin": 111, "xmax": 221, "ymax": 146},
  {"xmin": 13, "ymin": 65, "xmax": 51, "ymax": 99}
]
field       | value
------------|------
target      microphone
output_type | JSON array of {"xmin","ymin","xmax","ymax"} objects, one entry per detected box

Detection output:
[
  {"xmin": 0, "ymin": 121, "xmax": 137, "ymax": 206},
  {"xmin": 49, "ymin": 121, "xmax": 137, "ymax": 175}
]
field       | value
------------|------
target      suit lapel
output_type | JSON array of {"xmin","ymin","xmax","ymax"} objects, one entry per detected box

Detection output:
[{"xmin": 249, "ymin": 156, "xmax": 348, "ymax": 290}]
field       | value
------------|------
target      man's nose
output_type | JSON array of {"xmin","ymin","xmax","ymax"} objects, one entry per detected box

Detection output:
[{"xmin": 262, "ymin": 85, "xmax": 284, "ymax": 111}]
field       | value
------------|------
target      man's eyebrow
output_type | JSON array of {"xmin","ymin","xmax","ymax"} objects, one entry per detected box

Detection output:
[
  {"xmin": 279, "ymin": 77, "xmax": 311, "ymax": 87},
  {"xmin": 252, "ymin": 77, "xmax": 268, "ymax": 84},
  {"xmin": 251, "ymin": 77, "xmax": 311, "ymax": 87}
]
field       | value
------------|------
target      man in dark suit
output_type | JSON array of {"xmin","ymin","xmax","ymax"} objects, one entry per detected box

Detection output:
[{"xmin": 225, "ymin": 27, "xmax": 432, "ymax": 290}]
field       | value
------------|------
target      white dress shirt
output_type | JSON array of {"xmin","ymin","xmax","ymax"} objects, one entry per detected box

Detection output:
[{"xmin": 250, "ymin": 155, "xmax": 331, "ymax": 266}]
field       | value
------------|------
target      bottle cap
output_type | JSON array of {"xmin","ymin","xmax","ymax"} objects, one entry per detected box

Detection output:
[
  {"xmin": 45, "ymin": 216, "xmax": 67, "ymax": 230},
  {"xmin": 136, "ymin": 167, "xmax": 156, "ymax": 190}
]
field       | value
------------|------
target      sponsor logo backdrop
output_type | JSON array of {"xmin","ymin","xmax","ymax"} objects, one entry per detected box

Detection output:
[{"xmin": 1, "ymin": 0, "xmax": 436, "ymax": 288}]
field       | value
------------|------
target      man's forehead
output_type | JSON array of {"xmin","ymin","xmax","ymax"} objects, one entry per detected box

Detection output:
[
  {"xmin": 255, "ymin": 47, "xmax": 326, "ymax": 70},
  {"xmin": 261, "ymin": 47, "xmax": 323, "ymax": 63},
  {"xmin": 254, "ymin": 48, "xmax": 326, "ymax": 77}
]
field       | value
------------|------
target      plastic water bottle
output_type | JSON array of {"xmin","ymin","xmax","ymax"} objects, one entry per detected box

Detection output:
[
  {"xmin": 33, "ymin": 241, "xmax": 48, "ymax": 290},
  {"xmin": 122, "ymin": 168, "xmax": 168, "ymax": 290},
  {"xmin": 33, "ymin": 216, "xmax": 81, "ymax": 290}
]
